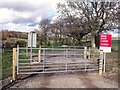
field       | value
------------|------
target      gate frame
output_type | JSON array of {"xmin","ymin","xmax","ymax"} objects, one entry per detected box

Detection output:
[{"xmin": 12, "ymin": 46, "xmax": 104, "ymax": 80}]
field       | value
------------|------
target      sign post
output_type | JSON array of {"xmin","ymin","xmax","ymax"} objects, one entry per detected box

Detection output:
[
  {"xmin": 100, "ymin": 34, "xmax": 112, "ymax": 73},
  {"xmin": 28, "ymin": 31, "xmax": 37, "ymax": 63},
  {"xmin": 28, "ymin": 31, "xmax": 37, "ymax": 48}
]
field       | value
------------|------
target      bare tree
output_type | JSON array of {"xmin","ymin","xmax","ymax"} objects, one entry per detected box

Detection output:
[
  {"xmin": 39, "ymin": 19, "xmax": 51, "ymax": 45},
  {"xmin": 57, "ymin": 1, "xmax": 118, "ymax": 47}
]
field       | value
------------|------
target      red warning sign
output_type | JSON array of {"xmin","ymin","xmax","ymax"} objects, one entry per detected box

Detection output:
[
  {"xmin": 100, "ymin": 34, "xmax": 112, "ymax": 52},
  {"xmin": 100, "ymin": 34, "xmax": 112, "ymax": 47}
]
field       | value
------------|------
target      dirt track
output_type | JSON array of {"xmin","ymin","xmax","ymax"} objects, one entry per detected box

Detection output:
[{"xmin": 10, "ymin": 72, "xmax": 118, "ymax": 88}]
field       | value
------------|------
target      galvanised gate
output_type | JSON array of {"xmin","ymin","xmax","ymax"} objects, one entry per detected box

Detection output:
[{"xmin": 12, "ymin": 46, "xmax": 103, "ymax": 80}]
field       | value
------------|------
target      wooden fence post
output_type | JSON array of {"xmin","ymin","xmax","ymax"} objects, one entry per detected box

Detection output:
[
  {"xmin": 84, "ymin": 47, "xmax": 87, "ymax": 59},
  {"xmin": 12, "ymin": 48, "xmax": 17, "ymax": 80},
  {"xmin": 99, "ymin": 50, "xmax": 103, "ymax": 76},
  {"xmin": 38, "ymin": 46, "xmax": 41, "ymax": 62}
]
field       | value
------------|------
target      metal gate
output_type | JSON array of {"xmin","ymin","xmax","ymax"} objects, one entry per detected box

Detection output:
[{"xmin": 12, "ymin": 46, "xmax": 103, "ymax": 80}]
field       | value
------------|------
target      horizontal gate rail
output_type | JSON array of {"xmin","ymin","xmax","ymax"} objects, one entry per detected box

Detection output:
[
  {"xmin": 12, "ymin": 46, "xmax": 103, "ymax": 80},
  {"xmin": 18, "ymin": 69, "xmax": 99, "ymax": 75}
]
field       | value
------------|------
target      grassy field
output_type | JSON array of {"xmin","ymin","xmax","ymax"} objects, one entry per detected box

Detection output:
[
  {"xmin": 104, "ymin": 51, "xmax": 119, "ymax": 82},
  {"xmin": 105, "ymin": 39, "xmax": 119, "ymax": 82}
]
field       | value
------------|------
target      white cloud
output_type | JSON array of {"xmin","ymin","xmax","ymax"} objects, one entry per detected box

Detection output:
[
  {"xmin": 0, "ymin": 8, "xmax": 15, "ymax": 23},
  {"xmin": 0, "ymin": 8, "xmax": 33, "ymax": 24},
  {"xmin": 35, "ymin": 16, "xmax": 42, "ymax": 23},
  {"xmin": 15, "ymin": 11, "xmax": 32, "ymax": 19},
  {"xmin": 0, "ymin": 22, "xmax": 39, "ymax": 32},
  {"xmin": 0, "ymin": 0, "xmax": 65, "ymax": 32}
]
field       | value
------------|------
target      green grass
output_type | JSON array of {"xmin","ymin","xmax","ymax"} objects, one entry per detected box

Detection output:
[
  {"xmin": 106, "ymin": 51, "xmax": 119, "ymax": 73},
  {"xmin": 112, "ymin": 40, "xmax": 119, "ymax": 51},
  {"xmin": 2, "ymin": 50, "xmax": 12, "ymax": 69},
  {"xmin": 19, "ymin": 55, "xmax": 29, "ymax": 59},
  {"xmin": 106, "ymin": 40, "xmax": 119, "ymax": 71},
  {"xmin": 106, "ymin": 51, "xmax": 118, "ymax": 58},
  {"xmin": 2, "ymin": 67, "xmax": 12, "ymax": 79},
  {"xmin": 2, "ymin": 50, "xmax": 12, "ymax": 79}
]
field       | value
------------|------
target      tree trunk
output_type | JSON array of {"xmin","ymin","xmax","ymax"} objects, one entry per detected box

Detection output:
[
  {"xmin": 54, "ymin": 36, "xmax": 57, "ymax": 46},
  {"xmin": 78, "ymin": 40, "xmax": 81, "ymax": 45},
  {"xmin": 47, "ymin": 37, "xmax": 50, "ymax": 46},
  {"xmin": 95, "ymin": 34, "xmax": 100, "ymax": 49},
  {"xmin": 91, "ymin": 36, "xmax": 96, "ymax": 48},
  {"xmin": 61, "ymin": 38, "xmax": 64, "ymax": 45}
]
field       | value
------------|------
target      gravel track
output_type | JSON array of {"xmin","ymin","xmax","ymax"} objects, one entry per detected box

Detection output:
[{"xmin": 10, "ymin": 72, "xmax": 118, "ymax": 88}]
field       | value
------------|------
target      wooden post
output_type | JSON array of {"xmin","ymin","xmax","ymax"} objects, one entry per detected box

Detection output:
[
  {"xmin": 84, "ymin": 47, "xmax": 87, "ymax": 59},
  {"xmin": 99, "ymin": 50, "xmax": 103, "ymax": 76},
  {"xmin": 38, "ymin": 46, "xmax": 41, "ymax": 62},
  {"xmin": 12, "ymin": 48, "xmax": 17, "ymax": 80}
]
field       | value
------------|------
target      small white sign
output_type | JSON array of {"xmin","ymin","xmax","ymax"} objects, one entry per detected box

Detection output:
[
  {"xmin": 28, "ymin": 33, "xmax": 32, "ymax": 47},
  {"xmin": 100, "ymin": 46, "xmax": 111, "ymax": 53},
  {"xmin": 28, "ymin": 32, "xmax": 37, "ymax": 47}
]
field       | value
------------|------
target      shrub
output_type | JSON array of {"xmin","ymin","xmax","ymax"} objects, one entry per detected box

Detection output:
[{"xmin": 15, "ymin": 40, "xmax": 27, "ymax": 47}]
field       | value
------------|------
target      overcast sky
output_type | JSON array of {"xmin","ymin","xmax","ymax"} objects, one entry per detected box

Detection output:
[
  {"xmin": 0, "ymin": 0, "xmax": 119, "ymax": 37},
  {"xmin": 0, "ymin": 0, "xmax": 65, "ymax": 32}
]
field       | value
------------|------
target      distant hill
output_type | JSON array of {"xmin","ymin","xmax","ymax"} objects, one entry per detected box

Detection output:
[{"xmin": 1, "ymin": 30, "xmax": 28, "ymax": 48}]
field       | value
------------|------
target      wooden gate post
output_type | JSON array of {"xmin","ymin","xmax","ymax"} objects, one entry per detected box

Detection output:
[
  {"xmin": 38, "ymin": 46, "xmax": 41, "ymax": 62},
  {"xmin": 12, "ymin": 48, "xmax": 17, "ymax": 80},
  {"xmin": 84, "ymin": 47, "xmax": 87, "ymax": 59},
  {"xmin": 99, "ymin": 50, "xmax": 103, "ymax": 76}
]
